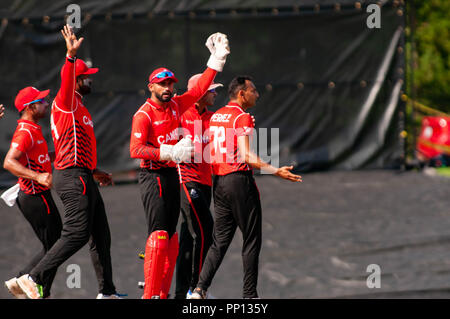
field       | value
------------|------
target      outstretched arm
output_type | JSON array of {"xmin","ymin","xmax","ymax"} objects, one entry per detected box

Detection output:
[
  {"xmin": 237, "ymin": 135, "xmax": 302, "ymax": 182},
  {"xmin": 56, "ymin": 25, "xmax": 84, "ymax": 111}
]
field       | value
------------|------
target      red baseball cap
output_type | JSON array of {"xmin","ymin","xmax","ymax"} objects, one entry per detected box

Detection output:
[
  {"xmin": 14, "ymin": 87, "xmax": 50, "ymax": 112},
  {"xmin": 148, "ymin": 67, "xmax": 178, "ymax": 84},
  {"xmin": 187, "ymin": 73, "xmax": 223, "ymax": 91},
  {"xmin": 75, "ymin": 59, "xmax": 98, "ymax": 77}
]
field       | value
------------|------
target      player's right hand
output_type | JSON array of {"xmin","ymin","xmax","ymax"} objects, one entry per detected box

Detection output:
[
  {"xmin": 36, "ymin": 172, "xmax": 52, "ymax": 188},
  {"xmin": 275, "ymin": 166, "xmax": 302, "ymax": 182},
  {"xmin": 160, "ymin": 138, "xmax": 194, "ymax": 163},
  {"xmin": 61, "ymin": 24, "xmax": 84, "ymax": 57}
]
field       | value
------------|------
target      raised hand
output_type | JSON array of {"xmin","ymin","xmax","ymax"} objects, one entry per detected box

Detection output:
[
  {"xmin": 206, "ymin": 32, "xmax": 230, "ymax": 72},
  {"xmin": 61, "ymin": 24, "xmax": 84, "ymax": 57}
]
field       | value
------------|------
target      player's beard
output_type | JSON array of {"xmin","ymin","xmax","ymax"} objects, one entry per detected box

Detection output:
[
  {"xmin": 155, "ymin": 91, "xmax": 173, "ymax": 103},
  {"xmin": 78, "ymin": 84, "xmax": 91, "ymax": 95}
]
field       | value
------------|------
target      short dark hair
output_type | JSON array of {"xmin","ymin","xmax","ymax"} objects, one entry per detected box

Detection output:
[{"xmin": 228, "ymin": 75, "xmax": 253, "ymax": 99}]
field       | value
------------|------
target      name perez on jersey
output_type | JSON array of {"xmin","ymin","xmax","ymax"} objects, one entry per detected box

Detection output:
[{"xmin": 210, "ymin": 113, "xmax": 232, "ymax": 123}]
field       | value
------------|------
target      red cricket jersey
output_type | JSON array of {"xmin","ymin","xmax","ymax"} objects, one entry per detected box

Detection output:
[
  {"xmin": 130, "ymin": 68, "xmax": 217, "ymax": 170},
  {"xmin": 50, "ymin": 57, "xmax": 97, "ymax": 171},
  {"xmin": 177, "ymin": 105, "xmax": 213, "ymax": 186},
  {"xmin": 10, "ymin": 119, "xmax": 52, "ymax": 194},
  {"xmin": 209, "ymin": 102, "xmax": 254, "ymax": 176}
]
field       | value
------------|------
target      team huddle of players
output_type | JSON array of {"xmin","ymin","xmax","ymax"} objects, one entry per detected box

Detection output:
[{"xmin": 2, "ymin": 24, "xmax": 301, "ymax": 299}]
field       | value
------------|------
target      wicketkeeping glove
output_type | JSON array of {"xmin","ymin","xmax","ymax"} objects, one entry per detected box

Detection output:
[
  {"xmin": 206, "ymin": 32, "xmax": 230, "ymax": 72},
  {"xmin": 159, "ymin": 137, "xmax": 194, "ymax": 163}
]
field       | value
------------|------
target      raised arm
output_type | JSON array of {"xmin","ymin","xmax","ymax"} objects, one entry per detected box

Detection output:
[
  {"xmin": 55, "ymin": 25, "xmax": 84, "ymax": 111},
  {"xmin": 175, "ymin": 33, "xmax": 230, "ymax": 114}
]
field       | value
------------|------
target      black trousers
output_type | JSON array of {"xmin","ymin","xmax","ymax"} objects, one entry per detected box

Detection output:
[
  {"xmin": 175, "ymin": 182, "xmax": 213, "ymax": 298},
  {"xmin": 138, "ymin": 168, "xmax": 180, "ymax": 238},
  {"xmin": 30, "ymin": 168, "xmax": 116, "ymax": 295},
  {"xmin": 16, "ymin": 190, "xmax": 62, "ymax": 298},
  {"xmin": 197, "ymin": 171, "xmax": 262, "ymax": 298}
]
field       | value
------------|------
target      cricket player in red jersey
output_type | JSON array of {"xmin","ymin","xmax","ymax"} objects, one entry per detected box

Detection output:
[
  {"xmin": 3, "ymin": 87, "xmax": 62, "ymax": 299},
  {"xmin": 16, "ymin": 25, "xmax": 120, "ymax": 299},
  {"xmin": 174, "ymin": 74, "xmax": 222, "ymax": 299},
  {"xmin": 130, "ymin": 33, "xmax": 230, "ymax": 299},
  {"xmin": 192, "ymin": 76, "xmax": 302, "ymax": 299}
]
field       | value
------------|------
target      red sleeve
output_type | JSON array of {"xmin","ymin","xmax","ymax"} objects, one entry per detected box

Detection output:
[
  {"xmin": 130, "ymin": 112, "xmax": 160, "ymax": 160},
  {"xmin": 234, "ymin": 113, "xmax": 254, "ymax": 137},
  {"xmin": 55, "ymin": 56, "xmax": 77, "ymax": 111},
  {"xmin": 173, "ymin": 68, "xmax": 217, "ymax": 115},
  {"xmin": 11, "ymin": 130, "xmax": 33, "ymax": 154}
]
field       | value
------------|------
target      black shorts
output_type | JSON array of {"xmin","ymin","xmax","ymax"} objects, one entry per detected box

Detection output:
[{"xmin": 138, "ymin": 167, "xmax": 180, "ymax": 237}]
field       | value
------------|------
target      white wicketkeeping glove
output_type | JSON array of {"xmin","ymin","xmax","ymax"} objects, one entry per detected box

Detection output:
[
  {"xmin": 159, "ymin": 137, "xmax": 194, "ymax": 163},
  {"xmin": 206, "ymin": 32, "xmax": 230, "ymax": 72}
]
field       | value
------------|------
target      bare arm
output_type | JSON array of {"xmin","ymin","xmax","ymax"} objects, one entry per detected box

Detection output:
[
  {"xmin": 237, "ymin": 135, "xmax": 302, "ymax": 182},
  {"xmin": 3, "ymin": 148, "xmax": 52, "ymax": 188},
  {"xmin": 56, "ymin": 25, "xmax": 84, "ymax": 110}
]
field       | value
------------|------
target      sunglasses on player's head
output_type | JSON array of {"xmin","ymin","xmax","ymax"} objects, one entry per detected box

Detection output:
[
  {"xmin": 151, "ymin": 71, "xmax": 175, "ymax": 82},
  {"xmin": 23, "ymin": 98, "xmax": 45, "ymax": 106},
  {"xmin": 208, "ymin": 89, "xmax": 216, "ymax": 93}
]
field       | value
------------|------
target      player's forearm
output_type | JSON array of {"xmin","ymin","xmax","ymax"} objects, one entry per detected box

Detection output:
[
  {"xmin": 3, "ymin": 158, "xmax": 39, "ymax": 181},
  {"xmin": 177, "ymin": 68, "xmax": 217, "ymax": 114},
  {"xmin": 57, "ymin": 56, "xmax": 77, "ymax": 109},
  {"xmin": 130, "ymin": 143, "xmax": 161, "ymax": 161},
  {"xmin": 242, "ymin": 150, "xmax": 278, "ymax": 174}
]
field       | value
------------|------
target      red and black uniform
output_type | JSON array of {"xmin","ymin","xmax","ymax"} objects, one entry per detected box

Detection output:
[
  {"xmin": 10, "ymin": 120, "xmax": 62, "ymax": 298},
  {"xmin": 130, "ymin": 67, "xmax": 217, "ymax": 299},
  {"xmin": 130, "ymin": 68, "xmax": 217, "ymax": 236},
  {"xmin": 12, "ymin": 120, "xmax": 52, "ymax": 194},
  {"xmin": 29, "ymin": 56, "xmax": 117, "ymax": 296},
  {"xmin": 175, "ymin": 106, "xmax": 214, "ymax": 298},
  {"xmin": 197, "ymin": 102, "xmax": 262, "ymax": 298}
]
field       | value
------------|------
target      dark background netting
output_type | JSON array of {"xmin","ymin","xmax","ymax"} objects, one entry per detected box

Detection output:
[{"xmin": 0, "ymin": 0, "xmax": 405, "ymax": 186}]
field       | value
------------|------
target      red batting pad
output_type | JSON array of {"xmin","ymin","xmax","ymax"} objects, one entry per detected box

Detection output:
[
  {"xmin": 159, "ymin": 232, "xmax": 179, "ymax": 299},
  {"xmin": 143, "ymin": 230, "xmax": 169, "ymax": 299}
]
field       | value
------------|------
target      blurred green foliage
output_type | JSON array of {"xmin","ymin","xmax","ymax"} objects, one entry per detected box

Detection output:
[{"xmin": 407, "ymin": 0, "xmax": 450, "ymax": 113}]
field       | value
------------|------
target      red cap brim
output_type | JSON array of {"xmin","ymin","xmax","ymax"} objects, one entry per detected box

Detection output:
[
  {"xmin": 36, "ymin": 89, "xmax": 50, "ymax": 100},
  {"xmin": 82, "ymin": 68, "xmax": 99, "ymax": 75}
]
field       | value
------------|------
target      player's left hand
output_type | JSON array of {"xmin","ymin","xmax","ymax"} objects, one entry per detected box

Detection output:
[
  {"xmin": 275, "ymin": 166, "xmax": 302, "ymax": 182},
  {"xmin": 93, "ymin": 169, "xmax": 114, "ymax": 186},
  {"xmin": 206, "ymin": 32, "xmax": 230, "ymax": 72}
]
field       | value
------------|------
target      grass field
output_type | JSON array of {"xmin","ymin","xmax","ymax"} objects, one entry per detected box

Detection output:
[{"xmin": 436, "ymin": 167, "xmax": 450, "ymax": 177}]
